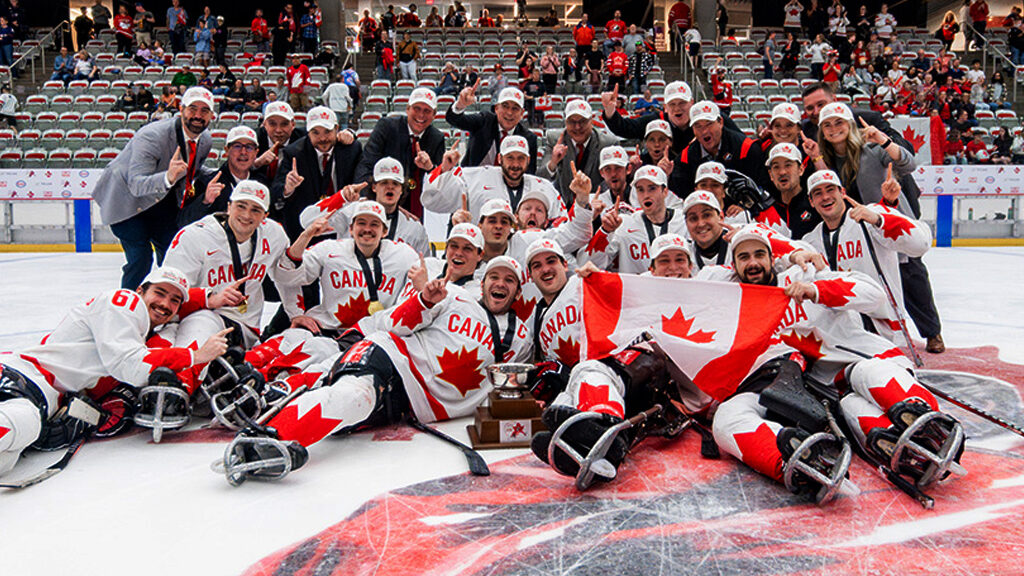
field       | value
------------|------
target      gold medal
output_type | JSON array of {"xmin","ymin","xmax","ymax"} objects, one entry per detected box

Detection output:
[
  {"xmin": 367, "ymin": 301, "xmax": 384, "ymax": 315},
  {"xmin": 238, "ymin": 298, "xmax": 248, "ymax": 314}
]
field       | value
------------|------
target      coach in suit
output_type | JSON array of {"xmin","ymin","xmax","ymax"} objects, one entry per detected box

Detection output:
[
  {"xmin": 538, "ymin": 99, "xmax": 621, "ymax": 208},
  {"xmin": 94, "ymin": 87, "xmax": 215, "ymax": 289},
  {"xmin": 271, "ymin": 106, "xmax": 363, "ymax": 241},
  {"xmin": 445, "ymin": 84, "xmax": 538, "ymax": 174},
  {"xmin": 251, "ymin": 101, "xmax": 307, "ymax": 187},
  {"xmin": 355, "ymin": 88, "xmax": 446, "ymax": 218},
  {"xmin": 179, "ymin": 125, "xmax": 266, "ymax": 227}
]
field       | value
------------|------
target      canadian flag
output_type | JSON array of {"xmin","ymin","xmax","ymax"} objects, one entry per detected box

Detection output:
[
  {"xmin": 581, "ymin": 272, "xmax": 790, "ymax": 401},
  {"xmin": 889, "ymin": 116, "xmax": 944, "ymax": 166}
]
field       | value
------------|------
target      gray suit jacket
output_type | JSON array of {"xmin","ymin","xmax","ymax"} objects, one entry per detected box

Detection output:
[
  {"xmin": 94, "ymin": 116, "xmax": 213, "ymax": 225},
  {"xmin": 537, "ymin": 128, "xmax": 621, "ymax": 207}
]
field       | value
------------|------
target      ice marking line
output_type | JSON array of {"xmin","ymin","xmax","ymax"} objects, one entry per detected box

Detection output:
[
  {"xmin": 954, "ymin": 247, "xmax": 1024, "ymax": 259},
  {"xmin": 991, "ymin": 475, "xmax": 1024, "ymax": 489},
  {"xmin": 830, "ymin": 498, "xmax": 1024, "ymax": 547},
  {"xmin": 419, "ymin": 511, "xmax": 492, "ymax": 526}
]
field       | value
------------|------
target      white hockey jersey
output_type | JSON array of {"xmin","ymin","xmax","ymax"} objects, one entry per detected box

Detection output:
[
  {"xmin": 691, "ymin": 225, "xmax": 812, "ymax": 272},
  {"xmin": 506, "ymin": 203, "xmax": 593, "ymax": 269},
  {"xmin": 298, "ymin": 191, "xmax": 431, "ymax": 256},
  {"xmin": 580, "ymin": 208, "xmax": 689, "ymax": 274},
  {"xmin": 163, "ymin": 214, "xmax": 292, "ymax": 331},
  {"xmin": 530, "ymin": 276, "xmax": 584, "ymax": 366},
  {"xmin": 0, "ymin": 289, "xmax": 194, "ymax": 413},
  {"xmin": 276, "ymin": 238, "xmax": 420, "ymax": 330},
  {"xmin": 421, "ymin": 165, "xmax": 567, "ymax": 222},
  {"xmin": 367, "ymin": 286, "xmax": 533, "ymax": 422},
  {"xmin": 804, "ymin": 204, "xmax": 931, "ymax": 344}
]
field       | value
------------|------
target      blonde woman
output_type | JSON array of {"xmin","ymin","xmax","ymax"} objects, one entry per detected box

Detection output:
[
  {"xmin": 816, "ymin": 102, "xmax": 916, "ymax": 215},
  {"xmin": 936, "ymin": 11, "xmax": 960, "ymax": 51}
]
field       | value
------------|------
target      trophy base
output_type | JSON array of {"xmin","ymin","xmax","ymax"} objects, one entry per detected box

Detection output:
[{"xmin": 468, "ymin": 406, "xmax": 546, "ymax": 450}]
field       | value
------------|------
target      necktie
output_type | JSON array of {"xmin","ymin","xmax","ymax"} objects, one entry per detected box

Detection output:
[
  {"xmin": 575, "ymin": 140, "xmax": 585, "ymax": 168},
  {"xmin": 267, "ymin": 154, "xmax": 279, "ymax": 182},
  {"xmin": 182, "ymin": 140, "xmax": 197, "ymax": 204},
  {"xmin": 322, "ymin": 153, "xmax": 334, "ymax": 198}
]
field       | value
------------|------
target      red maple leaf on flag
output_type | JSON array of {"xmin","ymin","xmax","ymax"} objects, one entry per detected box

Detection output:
[
  {"xmin": 553, "ymin": 336, "xmax": 581, "ymax": 366},
  {"xmin": 576, "ymin": 381, "xmax": 624, "ymax": 417},
  {"xmin": 661, "ymin": 308, "xmax": 716, "ymax": 343},
  {"xmin": 270, "ymin": 403, "xmax": 343, "ymax": 447},
  {"xmin": 813, "ymin": 277, "xmax": 857, "ymax": 307},
  {"xmin": 333, "ymin": 292, "xmax": 373, "ymax": 327},
  {"xmin": 390, "ymin": 296, "xmax": 427, "ymax": 331},
  {"xmin": 435, "ymin": 347, "xmax": 486, "ymax": 397},
  {"xmin": 878, "ymin": 212, "xmax": 915, "ymax": 241},
  {"xmin": 901, "ymin": 126, "xmax": 926, "ymax": 152},
  {"xmin": 780, "ymin": 330, "xmax": 825, "ymax": 360}
]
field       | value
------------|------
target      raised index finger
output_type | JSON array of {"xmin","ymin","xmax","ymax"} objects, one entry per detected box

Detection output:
[
  {"xmin": 843, "ymin": 195, "xmax": 862, "ymax": 208},
  {"xmin": 885, "ymin": 162, "xmax": 893, "ymax": 181},
  {"xmin": 569, "ymin": 160, "xmax": 578, "ymax": 175},
  {"xmin": 292, "ymin": 157, "xmax": 298, "ymax": 172},
  {"xmin": 472, "ymin": 77, "xmax": 481, "ymax": 92},
  {"xmin": 858, "ymin": 116, "xmax": 869, "ymax": 128},
  {"xmin": 216, "ymin": 327, "xmax": 234, "ymax": 337}
]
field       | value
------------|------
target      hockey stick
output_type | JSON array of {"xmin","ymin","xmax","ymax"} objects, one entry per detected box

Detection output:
[
  {"xmin": 857, "ymin": 220, "xmax": 924, "ymax": 368},
  {"xmin": 836, "ymin": 344, "xmax": 1024, "ymax": 438},
  {"xmin": 0, "ymin": 435, "xmax": 87, "ymax": 490},
  {"xmin": 409, "ymin": 419, "xmax": 490, "ymax": 476}
]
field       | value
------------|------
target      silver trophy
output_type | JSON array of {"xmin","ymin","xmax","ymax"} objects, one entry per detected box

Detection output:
[{"xmin": 487, "ymin": 363, "xmax": 535, "ymax": 399}]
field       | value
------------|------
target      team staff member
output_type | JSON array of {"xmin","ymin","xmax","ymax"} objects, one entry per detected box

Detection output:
[
  {"xmin": 180, "ymin": 125, "xmax": 265, "ymax": 227},
  {"xmin": 671, "ymin": 101, "xmax": 768, "ymax": 199},
  {"xmin": 446, "ymin": 84, "xmax": 538, "ymax": 174}
]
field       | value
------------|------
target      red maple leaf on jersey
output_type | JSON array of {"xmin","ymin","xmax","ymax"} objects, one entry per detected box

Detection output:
[
  {"xmin": 576, "ymin": 381, "xmax": 624, "ymax": 417},
  {"xmin": 584, "ymin": 229, "xmax": 610, "ymax": 255},
  {"xmin": 511, "ymin": 295, "xmax": 536, "ymax": 323},
  {"xmin": 755, "ymin": 206, "xmax": 784, "ymax": 230},
  {"xmin": 295, "ymin": 293, "xmax": 306, "ymax": 311},
  {"xmin": 813, "ymin": 277, "xmax": 857, "ymax": 307},
  {"xmin": 264, "ymin": 341, "xmax": 313, "ymax": 380},
  {"xmin": 435, "ymin": 347, "xmax": 486, "ymax": 397},
  {"xmin": 390, "ymin": 295, "xmax": 427, "ymax": 331},
  {"xmin": 142, "ymin": 348, "xmax": 192, "ymax": 373},
  {"xmin": 0, "ymin": 426, "xmax": 9, "ymax": 441},
  {"xmin": 901, "ymin": 126, "xmax": 925, "ymax": 152},
  {"xmin": 878, "ymin": 212, "xmax": 915, "ymax": 242},
  {"xmin": 333, "ymin": 292, "xmax": 373, "ymax": 327},
  {"xmin": 270, "ymin": 403, "xmax": 343, "ymax": 447},
  {"xmin": 553, "ymin": 336, "xmax": 581, "ymax": 366},
  {"xmin": 661, "ymin": 308, "xmax": 716, "ymax": 343},
  {"xmin": 780, "ymin": 330, "xmax": 825, "ymax": 360}
]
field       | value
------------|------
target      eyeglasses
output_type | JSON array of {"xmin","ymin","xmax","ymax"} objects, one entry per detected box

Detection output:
[{"xmin": 229, "ymin": 143, "xmax": 258, "ymax": 152}]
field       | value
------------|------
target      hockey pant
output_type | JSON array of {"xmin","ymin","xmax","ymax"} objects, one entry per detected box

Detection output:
[
  {"xmin": 713, "ymin": 392, "xmax": 787, "ymax": 482},
  {"xmin": 550, "ymin": 360, "xmax": 627, "ymax": 419},
  {"xmin": 0, "ymin": 366, "xmax": 46, "ymax": 475},
  {"xmin": 265, "ymin": 339, "xmax": 411, "ymax": 447},
  {"xmin": 838, "ymin": 358, "xmax": 939, "ymax": 448}
]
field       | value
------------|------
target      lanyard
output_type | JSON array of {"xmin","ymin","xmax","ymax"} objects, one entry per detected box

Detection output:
[
  {"xmin": 694, "ymin": 232, "xmax": 728, "ymax": 270},
  {"xmin": 217, "ymin": 215, "xmax": 256, "ymax": 294},
  {"xmin": 821, "ymin": 212, "xmax": 846, "ymax": 270},
  {"xmin": 642, "ymin": 208, "xmax": 673, "ymax": 244},
  {"xmin": 386, "ymin": 210, "xmax": 399, "ymax": 240},
  {"xmin": 532, "ymin": 298, "xmax": 551, "ymax": 361},
  {"xmin": 483, "ymin": 306, "xmax": 517, "ymax": 363},
  {"xmin": 506, "ymin": 180, "xmax": 525, "ymax": 212},
  {"xmin": 438, "ymin": 263, "xmax": 472, "ymax": 286},
  {"xmin": 354, "ymin": 245, "xmax": 383, "ymax": 303}
]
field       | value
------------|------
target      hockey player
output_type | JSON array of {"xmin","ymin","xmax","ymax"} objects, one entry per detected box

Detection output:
[
  {"xmin": 526, "ymin": 239, "xmax": 584, "ymax": 368},
  {"xmin": 298, "ymin": 157, "xmax": 431, "ymax": 256},
  {"xmin": 803, "ymin": 169, "xmax": 931, "ymax": 345},
  {"xmin": 700, "ymin": 225, "xmax": 964, "ymax": 499},
  {"xmin": 277, "ymin": 200, "xmax": 420, "ymax": 336},
  {"xmin": 397, "ymin": 223, "xmax": 485, "ymax": 299},
  {"xmin": 581, "ymin": 165, "xmax": 688, "ymax": 274},
  {"xmin": 163, "ymin": 180, "xmax": 292, "ymax": 350},
  {"xmin": 645, "ymin": 233, "xmax": 694, "ymax": 279},
  {"xmin": 218, "ymin": 256, "xmax": 532, "ymax": 484},
  {"xmin": 693, "ymin": 161, "xmax": 790, "ymax": 235},
  {"xmin": 422, "ymin": 135, "xmax": 566, "ymax": 223},
  {"xmin": 0, "ymin": 267, "xmax": 230, "ymax": 475}
]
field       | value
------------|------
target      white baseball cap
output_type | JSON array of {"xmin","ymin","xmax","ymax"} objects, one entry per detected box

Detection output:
[
  {"xmin": 645, "ymin": 119, "xmax": 672, "ymax": 139},
  {"xmin": 664, "ymin": 81, "xmax": 693, "ymax": 104},
  {"xmin": 373, "ymin": 157, "xmax": 405, "ymax": 183},
  {"xmin": 682, "ymin": 190, "xmax": 722, "ymax": 214},
  {"xmin": 632, "ymin": 165, "xmax": 667, "ymax": 188},
  {"xmin": 599, "ymin": 145, "xmax": 629, "ymax": 169},
  {"xmin": 729, "ymin": 223, "xmax": 773, "ymax": 255},
  {"xmin": 766, "ymin": 143, "xmax": 803, "ymax": 166},
  {"xmin": 225, "ymin": 125, "xmax": 258, "ymax": 146},
  {"xmin": 564, "ymin": 99, "xmax": 593, "ymax": 120},
  {"xmin": 807, "ymin": 169, "xmax": 844, "ymax": 193},
  {"xmin": 480, "ymin": 198, "xmax": 515, "ymax": 220},
  {"xmin": 818, "ymin": 102, "xmax": 854, "ymax": 125},
  {"xmin": 650, "ymin": 233, "xmax": 693, "ymax": 261},
  {"xmin": 483, "ymin": 255, "xmax": 523, "ymax": 284},
  {"xmin": 351, "ymin": 200, "xmax": 389, "ymax": 227},
  {"xmin": 695, "ymin": 161, "xmax": 728, "ymax": 185},
  {"xmin": 142, "ymin": 266, "xmax": 190, "ymax": 302},
  {"xmin": 525, "ymin": 238, "xmax": 566, "ymax": 267},
  {"xmin": 770, "ymin": 102, "xmax": 802, "ymax": 125},
  {"xmin": 409, "ymin": 87, "xmax": 438, "ymax": 110},
  {"xmin": 229, "ymin": 179, "xmax": 271, "ymax": 212},
  {"xmin": 181, "ymin": 87, "xmax": 214, "ymax": 110},
  {"xmin": 499, "ymin": 135, "xmax": 530, "ymax": 158},
  {"xmin": 496, "ymin": 87, "xmax": 525, "ymax": 109},
  {"xmin": 264, "ymin": 101, "xmax": 295, "ymax": 121},
  {"xmin": 306, "ymin": 105, "xmax": 338, "ymax": 131},
  {"xmin": 689, "ymin": 100, "xmax": 721, "ymax": 127},
  {"xmin": 448, "ymin": 223, "xmax": 484, "ymax": 250},
  {"xmin": 519, "ymin": 188, "xmax": 551, "ymax": 214}
]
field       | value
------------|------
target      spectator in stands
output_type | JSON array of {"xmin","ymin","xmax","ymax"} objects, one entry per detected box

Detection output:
[
  {"xmin": 137, "ymin": 83, "xmax": 155, "ymax": 111},
  {"xmin": 358, "ymin": 10, "xmax": 378, "ymax": 52},
  {"xmin": 629, "ymin": 39, "xmax": 655, "ymax": 96},
  {"xmin": 436, "ymin": 62, "xmax": 459, "ymax": 95},
  {"xmin": 604, "ymin": 41, "xmax": 628, "ymax": 93},
  {"xmin": 760, "ymin": 31, "xmax": 777, "ymax": 80},
  {"xmin": 943, "ymin": 127, "xmax": 967, "ymax": 164},
  {"xmin": 263, "ymin": 90, "xmax": 278, "ymax": 109},
  {"xmin": 181, "ymin": 125, "xmax": 265, "ymax": 226},
  {"xmin": 171, "ymin": 64, "xmax": 196, "ymax": 87},
  {"xmin": 1008, "ymin": 10, "xmax": 1024, "ymax": 65},
  {"xmin": 4, "ymin": 0, "xmax": 24, "ymax": 41},
  {"xmin": 803, "ymin": 0, "xmax": 828, "ymax": 40},
  {"xmin": 196, "ymin": 68, "xmax": 213, "ymax": 89},
  {"xmin": 604, "ymin": 10, "xmax": 627, "ymax": 57},
  {"xmin": 112, "ymin": 5, "xmax": 134, "ymax": 56},
  {"xmin": 397, "ymin": 3, "xmax": 421, "ymax": 27},
  {"xmin": 540, "ymin": 46, "xmax": 560, "ymax": 94},
  {"xmin": 783, "ymin": 0, "xmax": 802, "ymax": 38},
  {"xmin": 779, "ymin": 32, "xmax": 799, "ymax": 78},
  {"xmin": 965, "ymin": 128, "xmax": 989, "ymax": 162},
  {"xmin": 935, "ymin": 11, "xmax": 959, "ymax": 51},
  {"xmin": 72, "ymin": 49, "xmax": 100, "ymax": 82},
  {"xmin": 822, "ymin": 51, "xmax": 841, "ymax": 90},
  {"xmin": 989, "ymin": 70, "xmax": 1009, "ymax": 107},
  {"xmin": 286, "ymin": 54, "xmax": 311, "ymax": 112},
  {"xmin": 149, "ymin": 39, "xmax": 165, "ymax": 64},
  {"xmin": 873, "ymin": 3, "xmax": 895, "ymax": 43},
  {"xmin": 158, "ymin": 85, "xmax": 179, "ymax": 111},
  {"xmin": 487, "ymin": 64, "xmax": 508, "ymax": 98},
  {"xmin": 0, "ymin": 17, "xmax": 14, "ymax": 74},
  {"xmin": 354, "ymin": 89, "xmax": 442, "ymax": 219},
  {"xmin": 380, "ymin": 4, "xmax": 396, "ymax": 32},
  {"xmin": 166, "ymin": 0, "xmax": 187, "ymax": 54},
  {"xmin": 272, "ymin": 7, "xmax": 294, "ymax": 65},
  {"xmin": 633, "ymin": 88, "xmax": 657, "ymax": 113},
  {"xmin": 584, "ymin": 39, "xmax": 602, "ymax": 92},
  {"xmin": 1011, "ymin": 125, "xmax": 1024, "ymax": 163},
  {"xmin": 424, "ymin": 6, "xmax": 441, "ymax": 27},
  {"xmin": 375, "ymin": 36, "xmax": 394, "ymax": 81},
  {"xmin": 74, "ymin": 8, "xmax": 94, "ymax": 52},
  {"xmin": 51, "ymin": 46, "xmax": 75, "ymax": 84},
  {"xmin": 539, "ymin": 8, "xmax": 559, "ymax": 27},
  {"xmin": 477, "ymin": 8, "xmax": 495, "ymax": 27},
  {"xmin": 623, "ymin": 25, "xmax": 644, "ymax": 57},
  {"xmin": 968, "ymin": 0, "xmax": 989, "ymax": 51},
  {"xmin": 211, "ymin": 64, "xmax": 234, "ymax": 95},
  {"xmin": 251, "ymin": 9, "xmax": 271, "ymax": 53},
  {"xmin": 192, "ymin": 19, "xmax": 212, "ymax": 67},
  {"xmin": 91, "ymin": 0, "xmax": 111, "ymax": 31},
  {"xmin": 245, "ymin": 78, "xmax": 267, "ymax": 111},
  {"xmin": 990, "ymin": 127, "xmax": 1013, "ymax": 164},
  {"xmin": 300, "ymin": 4, "xmax": 319, "ymax": 53},
  {"xmin": 397, "ymin": 31, "xmax": 420, "ymax": 81},
  {"xmin": 538, "ymin": 99, "xmax": 619, "ymax": 206},
  {"xmin": 806, "ymin": 34, "xmax": 831, "ymax": 80},
  {"xmin": 522, "ymin": 68, "xmax": 546, "ymax": 127},
  {"xmin": 134, "ymin": 3, "xmax": 155, "ymax": 48},
  {"xmin": 221, "ymin": 80, "xmax": 246, "ymax": 112},
  {"xmin": 574, "ymin": 13, "xmax": 595, "ymax": 62},
  {"xmin": 212, "ymin": 15, "xmax": 228, "ymax": 65},
  {"xmin": 196, "ymin": 5, "xmax": 214, "ymax": 29},
  {"xmin": 94, "ymin": 87, "xmax": 216, "ymax": 289},
  {"xmin": 322, "ymin": 72, "xmax": 353, "ymax": 127},
  {"xmin": 828, "ymin": 3, "xmax": 849, "ymax": 47},
  {"xmin": 562, "ymin": 47, "xmax": 581, "ymax": 89},
  {"xmin": 0, "ymin": 84, "xmax": 15, "ymax": 129}
]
